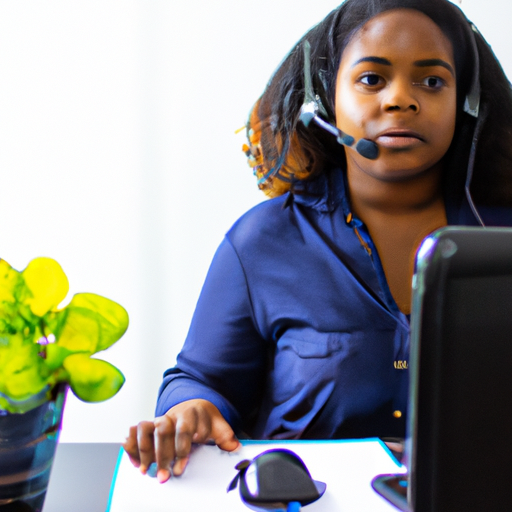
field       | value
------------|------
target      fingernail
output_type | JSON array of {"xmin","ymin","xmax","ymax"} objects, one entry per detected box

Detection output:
[
  {"xmin": 139, "ymin": 465, "xmax": 147, "ymax": 475},
  {"xmin": 147, "ymin": 463, "xmax": 158, "ymax": 478},
  {"xmin": 157, "ymin": 469, "xmax": 170, "ymax": 483},
  {"xmin": 229, "ymin": 441, "xmax": 243, "ymax": 453},
  {"xmin": 173, "ymin": 458, "xmax": 187, "ymax": 476}
]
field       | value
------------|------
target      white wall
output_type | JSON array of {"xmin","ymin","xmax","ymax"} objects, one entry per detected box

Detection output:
[{"xmin": 0, "ymin": 0, "xmax": 510, "ymax": 442}]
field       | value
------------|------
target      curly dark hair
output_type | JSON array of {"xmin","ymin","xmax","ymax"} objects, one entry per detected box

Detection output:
[{"xmin": 248, "ymin": 0, "xmax": 512, "ymax": 209}]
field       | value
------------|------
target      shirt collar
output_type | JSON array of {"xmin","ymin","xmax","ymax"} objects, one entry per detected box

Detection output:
[
  {"xmin": 289, "ymin": 167, "xmax": 480, "ymax": 226},
  {"xmin": 289, "ymin": 168, "xmax": 345, "ymax": 213}
]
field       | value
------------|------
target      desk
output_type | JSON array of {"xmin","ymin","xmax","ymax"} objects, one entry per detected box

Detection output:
[
  {"xmin": 108, "ymin": 439, "xmax": 405, "ymax": 511},
  {"xmin": 43, "ymin": 443, "xmax": 121, "ymax": 512}
]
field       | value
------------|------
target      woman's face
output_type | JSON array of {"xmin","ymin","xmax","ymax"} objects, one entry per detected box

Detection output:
[{"xmin": 335, "ymin": 9, "xmax": 457, "ymax": 182}]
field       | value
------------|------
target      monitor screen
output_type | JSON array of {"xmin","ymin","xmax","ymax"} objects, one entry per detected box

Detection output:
[{"xmin": 408, "ymin": 227, "xmax": 512, "ymax": 512}]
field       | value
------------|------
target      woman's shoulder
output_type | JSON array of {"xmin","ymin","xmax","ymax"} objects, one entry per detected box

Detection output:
[
  {"xmin": 227, "ymin": 168, "xmax": 345, "ymax": 248},
  {"xmin": 226, "ymin": 194, "xmax": 293, "ymax": 249}
]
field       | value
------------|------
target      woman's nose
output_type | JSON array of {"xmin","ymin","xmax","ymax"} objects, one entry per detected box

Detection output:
[{"xmin": 383, "ymin": 80, "xmax": 419, "ymax": 113}]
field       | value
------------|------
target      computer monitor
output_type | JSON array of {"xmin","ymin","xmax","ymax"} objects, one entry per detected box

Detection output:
[{"xmin": 374, "ymin": 226, "xmax": 512, "ymax": 512}]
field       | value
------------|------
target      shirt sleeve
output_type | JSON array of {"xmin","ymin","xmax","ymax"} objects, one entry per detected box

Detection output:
[{"xmin": 155, "ymin": 236, "xmax": 268, "ymax": 434}]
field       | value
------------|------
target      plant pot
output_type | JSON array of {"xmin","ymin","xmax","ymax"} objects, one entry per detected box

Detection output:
[{"xmin": 0, "ymin": 384, "xmax": 68, "ymax": 512}]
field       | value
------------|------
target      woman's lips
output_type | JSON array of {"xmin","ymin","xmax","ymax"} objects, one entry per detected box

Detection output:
[{"xmin": 375, "ymin": 130, "xmax": 424, "ymax": 149}]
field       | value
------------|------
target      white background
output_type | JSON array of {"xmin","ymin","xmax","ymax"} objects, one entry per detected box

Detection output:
[{"xmin": 0, "ymin": 0, "xmax": 509, "ymax": 442}]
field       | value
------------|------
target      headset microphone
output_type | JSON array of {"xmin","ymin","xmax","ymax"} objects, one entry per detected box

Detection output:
[
  {"xmin": 299, "ymin": 41, "xmax": 379, "ymax": 161},
  {"xmin": 299, "ymin": 101, "xmax": 379, "ymax": 160}
]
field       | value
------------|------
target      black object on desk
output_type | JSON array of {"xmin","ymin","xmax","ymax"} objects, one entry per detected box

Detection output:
[
  {"xmin": 228, "ymin": 448, "xmax": 326, "ymax": 511},
  {"xmin": 373, "ymin": 227, "xmax": 512, "ymax": 512}
]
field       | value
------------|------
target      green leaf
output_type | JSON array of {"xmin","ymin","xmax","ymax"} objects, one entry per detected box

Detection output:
[
  {"xmin": 0, "ymin": 261, "xmax": 30, "ymax": 334},
  {"xmin": 63, "ymin": 354, "xmax": 125, "ymax": 402},
  {"xmin": 69, "ymin": 293, "xmax": 129, "ymax": 351},
  {"xmin": 49, "ymin": 307, "xmax": 100, "ymax": 353},
  {"xmin": 45, "ymin": 344, "xmax": 74, "ymax": 371},
  {"xmin": 50, "ymin": 293, "xmax": 128, "ymax": 354},
  {"xmin": 0, "ymin": 342, "xmax": 48, "ymax": 401},
  {"xmin": 22, "ymin": 257, "xmax": 69, "ymax": 317},
  {"xmin": 0, "ymin": 260, "xmax": 21, "ymax": 304},
  {"xmin": 0, "ymin": 395, "xmax": 10, "ymax": 412}
]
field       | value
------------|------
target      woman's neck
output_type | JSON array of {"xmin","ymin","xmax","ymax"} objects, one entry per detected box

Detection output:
[
  {"xmin": 347, "ymin": 162, "xmax": 447, "ymax": 315},
  {"xmin": 347, "ymin": 162, "xmax": 445, "ymax": 219}
]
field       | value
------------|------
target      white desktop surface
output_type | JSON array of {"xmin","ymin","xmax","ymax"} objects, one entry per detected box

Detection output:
[{"xmin": 108, "ymin": 439, "xmax": 405, "ymax": 512}]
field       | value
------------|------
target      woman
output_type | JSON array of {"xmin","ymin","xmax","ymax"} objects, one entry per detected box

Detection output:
[{"xmin": 124, "ymin": 0, "xmax": 512, "ymax": 483}]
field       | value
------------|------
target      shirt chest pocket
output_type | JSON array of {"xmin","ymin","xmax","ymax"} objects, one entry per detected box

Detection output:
[
  {"xmin": 281, "ymin": 333, "xmax": 350, "ymax": 358},
  {"xmin": 271, "ymin": 329, "xmax": 356, "ymax": 404}
]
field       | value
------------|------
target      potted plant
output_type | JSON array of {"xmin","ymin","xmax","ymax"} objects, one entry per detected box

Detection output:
[{"xmin": 0, "ymin": 256, "xmax": 128, "ymax": 511}]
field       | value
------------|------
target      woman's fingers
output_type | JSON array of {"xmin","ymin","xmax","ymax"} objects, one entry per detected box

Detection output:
[
  {"xmin": 124, "ymin": 399, "xmax": 240, "ymax": 481},
  {"xmin": 123, "ymin": 425, "xmax": 141, "ymax": 467},
  {"xmin": 172, "ymin": 407, "xmax": 200, "ymax": 476},
  {"xmin": 191, "ymin": 403, "xmax": 212, "ymax": 444},
  {"xmin": 153, "ymin": 414, "xmax": 177, "ymax": 482},
  {"xmin": 211, "ymin": 412, "xmax": 241, "ymax": 453},
  {"xmin": 136, "ymin": 421, "xmax": 157, "ymax": 474},
  {"xmin": 163, "ymin": 401, "xmax": 240, "ymax": 476}
]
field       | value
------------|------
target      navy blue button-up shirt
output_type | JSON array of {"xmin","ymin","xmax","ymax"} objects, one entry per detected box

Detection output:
[{"xmin": 156, "ymin": 167, "xmax": 512, "ymax": 440}]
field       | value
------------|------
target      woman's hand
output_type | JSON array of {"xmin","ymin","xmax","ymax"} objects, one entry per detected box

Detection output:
[{"xmin": 123, "ymin": 399, "xmax": 241, "ymax": 483}]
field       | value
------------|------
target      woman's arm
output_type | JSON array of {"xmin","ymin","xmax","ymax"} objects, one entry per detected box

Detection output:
[{"xmin": 124, "ymin": 237, "xmax": 267, "ymax": 480}]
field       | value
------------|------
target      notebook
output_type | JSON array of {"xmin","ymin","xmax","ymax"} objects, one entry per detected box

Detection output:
[{"xmin": 372, "ymin": 227, "xmax": 512, "ymax": 512}]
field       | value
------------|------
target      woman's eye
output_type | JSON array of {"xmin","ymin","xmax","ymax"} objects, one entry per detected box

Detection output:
[
  {"xmin": 422, "ymin": 76, "xmax": 445, "ymax": 89},
  {"xmin": 359, "ymin": 74, "xmax": 382, "ymax": 86}
]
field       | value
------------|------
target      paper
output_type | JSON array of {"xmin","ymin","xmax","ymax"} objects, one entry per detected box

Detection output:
[{"xmin": 107, "ymin": 439, "xmax": 405, "ymax": 512}]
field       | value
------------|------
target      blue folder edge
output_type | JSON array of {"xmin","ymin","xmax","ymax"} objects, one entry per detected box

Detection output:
[
  {"xmin": 106, "ymin": 447, "xmax": 125, "ymax": 512},
  {"xmin": 241, "ymin": 438, "xmax": 402, "ymax": 467}
]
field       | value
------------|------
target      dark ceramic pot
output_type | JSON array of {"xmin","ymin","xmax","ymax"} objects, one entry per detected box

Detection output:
[{"xmin": 0, "ymin": 385, "xmax": 67, "ymax": 512}]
